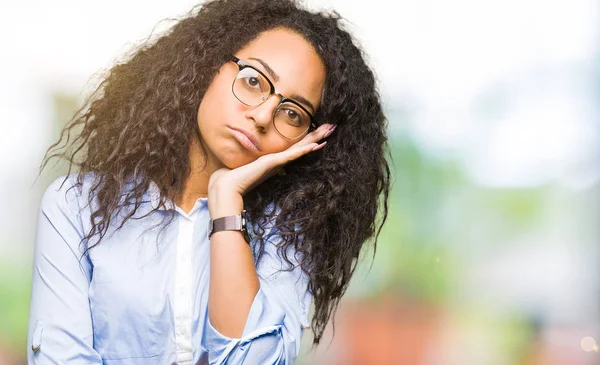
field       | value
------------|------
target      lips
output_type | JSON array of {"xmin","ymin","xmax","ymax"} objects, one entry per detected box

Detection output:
[{"xmin": 229, "ymin": 127, "xmax": 261, "ymax": 152}]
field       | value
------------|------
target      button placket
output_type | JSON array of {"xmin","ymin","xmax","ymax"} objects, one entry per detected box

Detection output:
[{"xmin": 174, "ymin": 215, "xmax": 194, "ymax": 361}]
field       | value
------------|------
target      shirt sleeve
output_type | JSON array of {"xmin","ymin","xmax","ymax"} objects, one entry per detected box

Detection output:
[
  {"xmin": 205, "ymin": 223, "xmax": 312, "ymax": 365},
  {"xmin": 27, "ymin": 176, "xmax": 103, "ymax": 364}
]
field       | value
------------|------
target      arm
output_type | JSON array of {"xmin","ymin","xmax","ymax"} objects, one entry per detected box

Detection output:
[
  {"xmin": 205, "ymin": 123, "xmax": 330, "ymax": 364},
  {"xmin": 207, "ymin": 190, "xmax": 259, "ymax": 340},
  {"xmin": 206, "ymin": 199, "xmax": 312, "ymax": 364},
  {"xmin": 27, "ymin": 177, "xmax": 102, "ymax": 364}
]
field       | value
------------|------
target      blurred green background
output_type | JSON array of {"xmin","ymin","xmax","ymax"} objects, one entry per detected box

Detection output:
[{"xmin": 1, "ymin": 0, "xmax": 598, "ymax": 364}]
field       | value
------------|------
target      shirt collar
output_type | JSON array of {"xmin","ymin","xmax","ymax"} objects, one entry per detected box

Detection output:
[
  {"xmin": 147, "ymin": 181, "xmax": 208, "ymax": 215},
  {"xmin": 148, "ymin": 181, "xmax": 175, "ymax": 211}
]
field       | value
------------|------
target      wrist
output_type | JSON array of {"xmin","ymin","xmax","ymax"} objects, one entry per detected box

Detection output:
[{"xmin": 208, "ymin": 187, "xmax": 244, "ymax": 219}]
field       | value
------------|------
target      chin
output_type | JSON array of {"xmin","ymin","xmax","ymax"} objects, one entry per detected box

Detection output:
[{"xmin": 218, "ymin": 153, "xmax": 257, "ymax": 170}]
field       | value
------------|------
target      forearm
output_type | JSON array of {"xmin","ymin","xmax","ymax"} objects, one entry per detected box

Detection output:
[{"xmin": 208, "ymin": 189, "xmax": 260, "ymax": 338}]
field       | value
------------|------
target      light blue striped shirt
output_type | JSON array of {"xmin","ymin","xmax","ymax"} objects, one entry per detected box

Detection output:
[{"xmin": 27, "ymin": 174, "xmax": 312, "ymax": 364}]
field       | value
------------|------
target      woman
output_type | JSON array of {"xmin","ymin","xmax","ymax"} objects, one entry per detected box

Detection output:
[{"xmin": 28, "ymin": 0, "xmax": 391, "ymax": 363}]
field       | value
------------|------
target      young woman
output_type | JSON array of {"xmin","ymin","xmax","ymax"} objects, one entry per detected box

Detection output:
[{"xmin": 27, "ymin": 0, "xmax": 391, "ymax": 363}]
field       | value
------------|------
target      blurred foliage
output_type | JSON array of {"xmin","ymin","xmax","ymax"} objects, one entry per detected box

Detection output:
[
  {"xmin": 350, "ymin": 135, "xmax": 548, "ymax": 306},
  {"xmin": 349, "ymin": 136, "xmax": 467, "ymax": 303},
  {"xmin": 0, "ymin": 261, "xmax": 31, "ymax": 354}
]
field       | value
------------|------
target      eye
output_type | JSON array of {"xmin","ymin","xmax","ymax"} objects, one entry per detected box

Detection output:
[
  {"xmin": 280, "ymin": 107, "xmax": 304, "ymax": 127},
  {"xmin": 285, "ymin": 109, "xmax": 299, "ymax": 121},
  {"xmin": 238, "ymin": 67, "xmax": 267, "ymax": 91},
  {"xmin": 245, "ymin": 76, "xmax": 260, "ymax": 89}
]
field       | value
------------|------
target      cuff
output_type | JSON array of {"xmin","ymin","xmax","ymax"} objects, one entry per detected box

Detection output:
[{"xmin": 205, "ymin": 287, "xmax": 287, "ymax": 364}]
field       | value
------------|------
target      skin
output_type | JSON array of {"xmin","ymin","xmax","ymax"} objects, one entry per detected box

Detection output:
[
  {"xmin": 174, "ymin": 27, "xmax": 330, "ymax": 212},
  {"xmin": 174, "ymin": 28, "xmax": 336, "ymax": 338}
]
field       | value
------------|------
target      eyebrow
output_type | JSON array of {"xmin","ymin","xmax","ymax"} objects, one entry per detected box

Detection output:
[
  {"xmin": 248, "ymin": 57, "xmax": 316, "ymax": 113},
  {"xmin": 249, "ymin": 57, "xmax": 279, "ymax": 82}
]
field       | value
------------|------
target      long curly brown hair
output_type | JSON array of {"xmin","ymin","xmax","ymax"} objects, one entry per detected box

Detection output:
[{"xmin": 41, "ymin": 0, "xmax": 391, "ymax": 348}]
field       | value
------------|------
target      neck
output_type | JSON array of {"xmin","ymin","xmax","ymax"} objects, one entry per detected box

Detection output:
[{"xmin": 174, "ymin": 136, "xmax": 224, "ymax": 213}]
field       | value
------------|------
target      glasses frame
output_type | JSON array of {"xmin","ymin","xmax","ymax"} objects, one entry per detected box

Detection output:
[{"xmin": 230, "ymin": 55, "xmax": 317, "ymax": 141}]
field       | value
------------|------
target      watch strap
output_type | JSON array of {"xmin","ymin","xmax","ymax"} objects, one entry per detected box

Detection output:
[
  {"xmin": 211, "ymin": 214, "xmax": 242, "ymax": 233},
  {"xmin": 208, "ymin": 210, "xmax": 250, "ymax": 242}
]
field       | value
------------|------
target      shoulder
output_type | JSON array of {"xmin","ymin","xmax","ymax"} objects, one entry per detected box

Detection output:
[{"xmin": 40, "ymin": 172, "xmax": 98, "ymax": 214}]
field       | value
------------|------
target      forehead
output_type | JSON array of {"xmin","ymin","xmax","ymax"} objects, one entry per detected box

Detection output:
[{"xmin": 235, "ymin": 28, "xmax": 326, "ymax": 108}]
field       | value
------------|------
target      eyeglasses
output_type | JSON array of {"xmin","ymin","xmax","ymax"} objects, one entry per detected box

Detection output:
[{"xmin": 230, "ymin": 55, "xmax": 317, "ymax": 140}]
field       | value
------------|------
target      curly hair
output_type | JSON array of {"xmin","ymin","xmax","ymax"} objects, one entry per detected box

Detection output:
[{"xmin": 41, "ymin": 0, "xmax": 391, "ymax": 349}]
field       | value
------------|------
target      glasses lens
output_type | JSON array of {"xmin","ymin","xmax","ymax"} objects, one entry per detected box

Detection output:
[
  {"xmin": 274, "ymin": 102, "xmax": 311, "ymax": 139},
  {"xmin": 233, "ymin": 67, "xmax": 270, "ymax": 106}
]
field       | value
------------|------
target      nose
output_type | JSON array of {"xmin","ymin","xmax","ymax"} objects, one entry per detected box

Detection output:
[{"xmin": 245, "ymin": 94, "xmax": 281, "ymax": 130}]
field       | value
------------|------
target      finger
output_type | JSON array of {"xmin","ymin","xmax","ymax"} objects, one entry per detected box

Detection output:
[
  {"xmin": 276, "ymin": 139, "xmax": 326, "ymax": 166},
  {"xmin": 232, "ymin": 138, "xmax": 327, "ymax": 194},
  {"xmin": 293, "ymin": 123, "xmax": 336, "ymax": 148},
  {"xmin": 311, "ymin": 141, "xmax": 327, "ymax": 151},
  {"xmin": 248, "ymin": 140, "xmax": 316, "ymax": 176},
  {"xmin": 267, "ymin": 124, "xmax": 332, "ymax": 167},
  {"xmin": 232, "ymin": 126, "xmax": 332, "ymax": 191}
]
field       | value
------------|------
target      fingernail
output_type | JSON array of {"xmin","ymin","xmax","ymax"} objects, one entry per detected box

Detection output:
[{"xmin": 324, "ymin": 125, "xmax": 336, "ymax": 138}]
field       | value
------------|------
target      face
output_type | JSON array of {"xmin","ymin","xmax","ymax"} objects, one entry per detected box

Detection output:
[{"xmin": 196, "ymin": 27, "xmax": 326, "ymax": 169}]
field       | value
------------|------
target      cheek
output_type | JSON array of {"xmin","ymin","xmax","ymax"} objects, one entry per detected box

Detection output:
[
  {"xmin": 258, "ymin": 135, "xmax": 294, "ymax": 156},
  {"xmin": 198, "ymin": 69, "xmax": 238, "ymax": 120}
]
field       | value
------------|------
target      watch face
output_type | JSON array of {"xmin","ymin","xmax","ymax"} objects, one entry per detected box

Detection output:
[{"xmin": 242, "ymin": 210, "xmax": 252, "ymax": 242}]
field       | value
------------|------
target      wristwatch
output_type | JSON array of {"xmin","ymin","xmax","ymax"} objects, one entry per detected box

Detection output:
[{"xmin": 208, "ymin": 209, "xmax": 251, "ymax": 243}]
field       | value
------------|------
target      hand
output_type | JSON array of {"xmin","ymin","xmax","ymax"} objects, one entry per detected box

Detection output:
[{"xmin": 208, "ymin": 123, "xmax": 335, "ymax": 217}]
